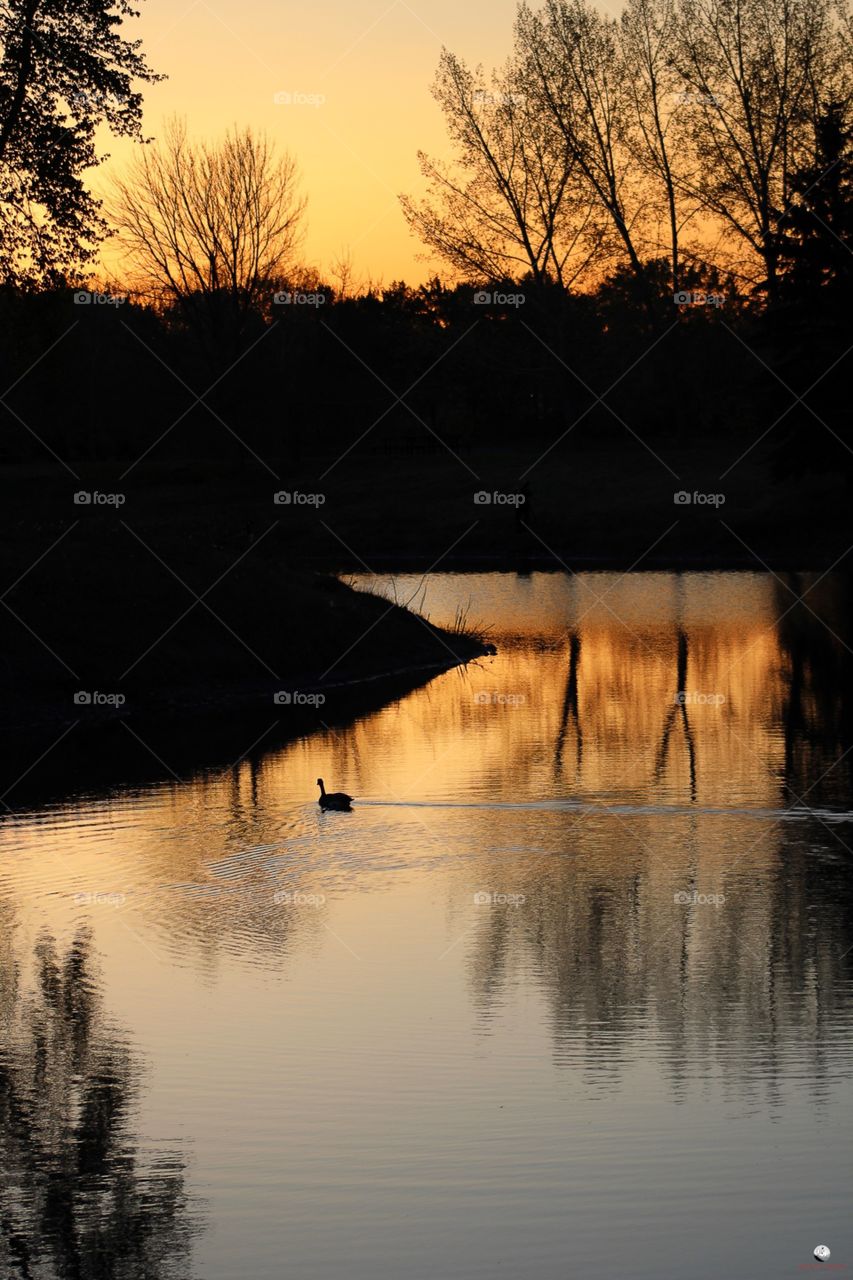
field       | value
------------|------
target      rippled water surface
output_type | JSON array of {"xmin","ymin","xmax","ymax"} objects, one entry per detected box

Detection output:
[{"xmin": 2, "ymin": 571, "xmax": 852, "ymax": 1279}]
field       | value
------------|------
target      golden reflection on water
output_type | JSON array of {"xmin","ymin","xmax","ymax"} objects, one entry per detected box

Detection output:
[
  {"xmin": 1, "ymin": 571, "xmax": 849, "ymax": 993},
  {"xmin": 1, "ymin": 571, "xmax": 852, "ymax": 1278}
]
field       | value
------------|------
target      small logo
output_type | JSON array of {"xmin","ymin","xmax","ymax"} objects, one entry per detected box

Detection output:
[
  {"xmin": 274, "ymin": 690, "xmax": 325, "ymax": 706},
  {"xmin": 273, "ymin": 490, "xmax": 325, "ymax": 506},
  {"xmin": 73, "ymin": 290, "xmax": 127, "ymax": 307},
  {"xmin": 273, "ymin": 90, "xmax": 325, "ymax": 107},
  {"xmin": 473, "ymin": 890, "xmax": 525, "ymax": 906},
  {"xmin": 474, "ymin": 490, "xmax": 525, "ymax": 506},
  {"xmin": 472, "ymin": 289, "xmax": 524, "ymax": 307},
  {"xmin": 674, "ymin": 289, "xmax": 724, "ymax": 308},
  {"xmin": 273, "ymin": 289, "xmax": 327, "ymax": 306},
  {"xmin": 73, "ymin": 690, "xmax": 126, "ymax": 708},
  {"xmin": 73, "ymin": 489, "xmax": 125, "ymax": 506},
  {"xmin": 674, "ymin": 889, "xmax": 725, "ymax": 906},
  {"xmin": 674, "ymin": 489, "xmax": 725, "ymax": 507},
  {"xmin": 473, "ymin": 690, "xmax": 525, "ymax": 707},
  {"xmin": 74, "ymin": 891, "xmax": 126, "ymax": 907}
]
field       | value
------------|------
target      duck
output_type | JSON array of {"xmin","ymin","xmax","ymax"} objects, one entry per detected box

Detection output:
[{"xmin": 317, "ymin": 778, "xmax": 353, "ymax": 811}]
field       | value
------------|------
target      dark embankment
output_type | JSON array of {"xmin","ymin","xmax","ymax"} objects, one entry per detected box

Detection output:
[
  {"xmin": 1, "ymin": 489, "xmax": 489, "ymax": 738},
  {"xmin": 0, "ymin": 663, "xmax": 471, "ymax": 813}
]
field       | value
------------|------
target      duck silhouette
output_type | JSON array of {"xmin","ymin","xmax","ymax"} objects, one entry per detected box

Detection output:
[{"xmin": 317, "ymin": 778, "xmax": 353, "ymax": 811}]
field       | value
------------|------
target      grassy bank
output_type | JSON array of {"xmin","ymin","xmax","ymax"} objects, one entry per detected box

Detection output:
[{"xmin": 1, "ymin": 493, "xmax": 489, "ymax": 732}]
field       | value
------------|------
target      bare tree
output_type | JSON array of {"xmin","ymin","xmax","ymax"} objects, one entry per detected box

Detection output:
[
  {"xmin": 111, "ymin": 117, "xmax": 306, "ymax": 331},
  {"xmin": 671, "ymin": 0, "xmax": 852, "ymax": 297},
  {"xmin": 620, "ymin": 0, "xmax": 702, "ymax": 291},
  {"xmin": 400, "ymin": 48, "xmax": 605, "ymax": 287},
  {"xmin": 406, "ymin": 0, "xmax": 850, "ymax": 299},
  {"xmin": 516, "ymin": 0, "xmax": 648, "ymax": 279}
]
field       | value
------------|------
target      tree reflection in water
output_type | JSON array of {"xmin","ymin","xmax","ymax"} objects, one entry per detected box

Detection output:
[{"xmin": 0, "ymin": 929, "xmax": 198, "ymax": 1279}]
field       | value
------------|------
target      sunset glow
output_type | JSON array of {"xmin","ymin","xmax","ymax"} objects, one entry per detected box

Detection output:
[{"xmin": 96, "ymin": 0, "xmax": 523, "ymax": 285}]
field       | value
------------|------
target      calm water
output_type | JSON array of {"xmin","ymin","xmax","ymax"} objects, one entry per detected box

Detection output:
[{"xmin": 2, "ymin": 571, "xmax": 852, "ymax": 1279}]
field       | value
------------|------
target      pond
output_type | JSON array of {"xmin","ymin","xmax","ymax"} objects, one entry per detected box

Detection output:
[{"xmin": 1, "ymin": 570, "xmax": 851, "ymax": 1279}]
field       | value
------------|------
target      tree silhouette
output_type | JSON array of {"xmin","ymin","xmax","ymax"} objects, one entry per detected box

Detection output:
[
  {"xmin": 0, "ymin": 931, "xmax": 197, "ymax": 1279},
  {"xmin": 111, "ymin": 117, "xmax": 306, "ymax": 360},
  {"xmin": 777, "ymin": 103, "xmax": 853, "ymax": 304},
  {"xmin": 0, "ymin": 0, "xmax": 161, "ymax": 285}
]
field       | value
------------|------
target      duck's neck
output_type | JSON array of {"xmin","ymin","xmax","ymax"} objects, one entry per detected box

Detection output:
[{"xmin": 318, "ymin": 781, "xmax": 326, "ymax": 795}]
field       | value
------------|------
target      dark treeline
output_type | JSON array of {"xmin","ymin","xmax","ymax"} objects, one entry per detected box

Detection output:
[
  {"xmin": 1, "ymin": 240, "xmax": 849, "ymax": 480},
  {"xmin": 0, "ymin": 0, "xmax": 850, "ymax": 483}
]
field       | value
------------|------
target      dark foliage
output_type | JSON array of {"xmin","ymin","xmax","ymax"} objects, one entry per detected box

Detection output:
[{"xmin": 0, "ymin": 0, "xmax": 161, "ymax": 284}]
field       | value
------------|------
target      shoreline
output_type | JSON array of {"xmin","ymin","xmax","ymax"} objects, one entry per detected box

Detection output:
[
  {"xmin": 2, "ymin": 646, "xmax": 491, "ymax": 810},
  {"xmin": 7, "ymin": 644, "xmax": 490, "ymax": 735}
]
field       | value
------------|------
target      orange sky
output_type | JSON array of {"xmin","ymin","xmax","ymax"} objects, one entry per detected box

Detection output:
[{"xmin": 95, "ymin": 0, "xmax": 525, "ymax": 287}]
